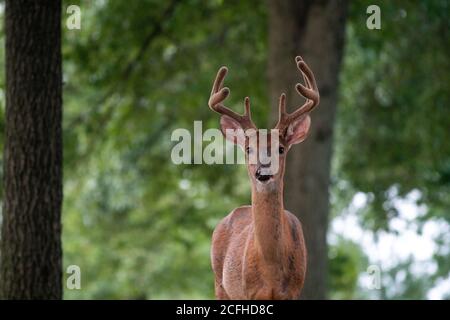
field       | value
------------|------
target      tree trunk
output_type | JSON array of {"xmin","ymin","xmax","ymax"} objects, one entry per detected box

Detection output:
[
  {"xmin": 268, "ymin": 0, "xmax": 347, "ymax": 299},
  {"xmin": 0, "ymin": 0, "xmax": 63, "ymax": 299}
]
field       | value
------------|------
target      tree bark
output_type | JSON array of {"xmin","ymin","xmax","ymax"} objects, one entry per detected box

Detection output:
[
  {"xmin": 0, "ymin": 0, "xmax": 63, "ymax": 299},
  {"xmin": 268, "ymin": 0, "xmax": 347, "ymax": 299}
]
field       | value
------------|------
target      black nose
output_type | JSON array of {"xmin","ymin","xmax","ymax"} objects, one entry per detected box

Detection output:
[{"xmin": 255, "ymin": 168, "xmax": 272, "ymax": 182}]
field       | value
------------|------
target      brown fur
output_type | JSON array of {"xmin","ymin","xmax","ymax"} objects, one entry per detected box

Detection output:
[
  {"xmin": 208, "ymin": 56, "xmax": 318, "ymax": 300},
  {"xmin": 211, "ymin": 206, "xmax": 307, "ymax": 299},
  {"xmin": 210, "ymin": 132, "xmax": 307, "ymax": 300}
]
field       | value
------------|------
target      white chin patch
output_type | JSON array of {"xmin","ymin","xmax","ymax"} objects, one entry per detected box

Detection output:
[
  {"xmin": 259, "ymin": 167, "xmax": 274, "ymax": 176},
  {"xmin": 255, "ymin": 179, "xmax": 276, "ymax": 192}
]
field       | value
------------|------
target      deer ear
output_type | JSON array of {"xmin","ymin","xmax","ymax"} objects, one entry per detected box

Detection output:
[
  {"xmin": 284, "ymin": 115, "xmax": 311, "ymax": 146},
  {"xmin": 220, "ymin": 115, "xmax": 246, "ymax": 146}
]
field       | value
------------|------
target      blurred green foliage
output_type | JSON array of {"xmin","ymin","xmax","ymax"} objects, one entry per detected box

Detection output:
[
  {"xmin": 61, "ymin": 0, "xmax": 268, "ymax": 299},
  {"xmin": 332, "ymin": 0, "xmax": 450, "ymax": 299},
  {"xmin": 0, "ymin": 0, "xmax": 448, "ymax": 299},
  {"xmin": 337, "ymin": 0, "xmax": 450, "ymax": 229}
]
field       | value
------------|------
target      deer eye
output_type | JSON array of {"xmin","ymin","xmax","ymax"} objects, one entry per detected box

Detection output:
[{"xmin": 279, "ymin": 146, "xmax": 285, "ymax": 154}]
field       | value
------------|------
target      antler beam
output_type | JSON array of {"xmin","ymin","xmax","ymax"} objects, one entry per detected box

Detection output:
[
  {"xmin": 275, "ymin": 56, "xmax": 320, "ymax": 132},
  {"xmin": 208, "ymin": 67, "xmax": 256, "ymax": 130}
]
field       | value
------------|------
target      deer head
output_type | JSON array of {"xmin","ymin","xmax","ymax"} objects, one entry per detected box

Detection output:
[{"xmin": 208, "ymin": 56, "xmax": 319, "ymax": 193}]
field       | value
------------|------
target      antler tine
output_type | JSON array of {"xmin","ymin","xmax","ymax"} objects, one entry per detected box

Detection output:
[
  {"xmin": 291, "ymin": 56, "xmax": 319, "ymax": 118},
  {"xmin": 208, "ymin": 67, "xmax": 256, "ymax": 130},
  {"xmin": 275, "ymin": 93, "xmax": 287, "ymax": 130},
  {"xmin": 275, "ymin": 56, "xmax": 320, "ymax": 131}
]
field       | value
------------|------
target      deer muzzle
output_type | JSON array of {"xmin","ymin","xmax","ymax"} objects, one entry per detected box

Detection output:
[{"xmin": 255, "ymin": 165, "xmax": 273, "ymax": 182}]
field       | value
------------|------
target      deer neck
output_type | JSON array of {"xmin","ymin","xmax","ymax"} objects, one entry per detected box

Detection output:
[{"xmin": 251, "ymin": 182, "xmax": 286, "ymax": 264}]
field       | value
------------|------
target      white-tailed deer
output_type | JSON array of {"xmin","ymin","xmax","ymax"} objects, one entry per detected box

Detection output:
[{"xmin": 209, "ymin": 56, "xmax": 319, "ymax": 300}]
